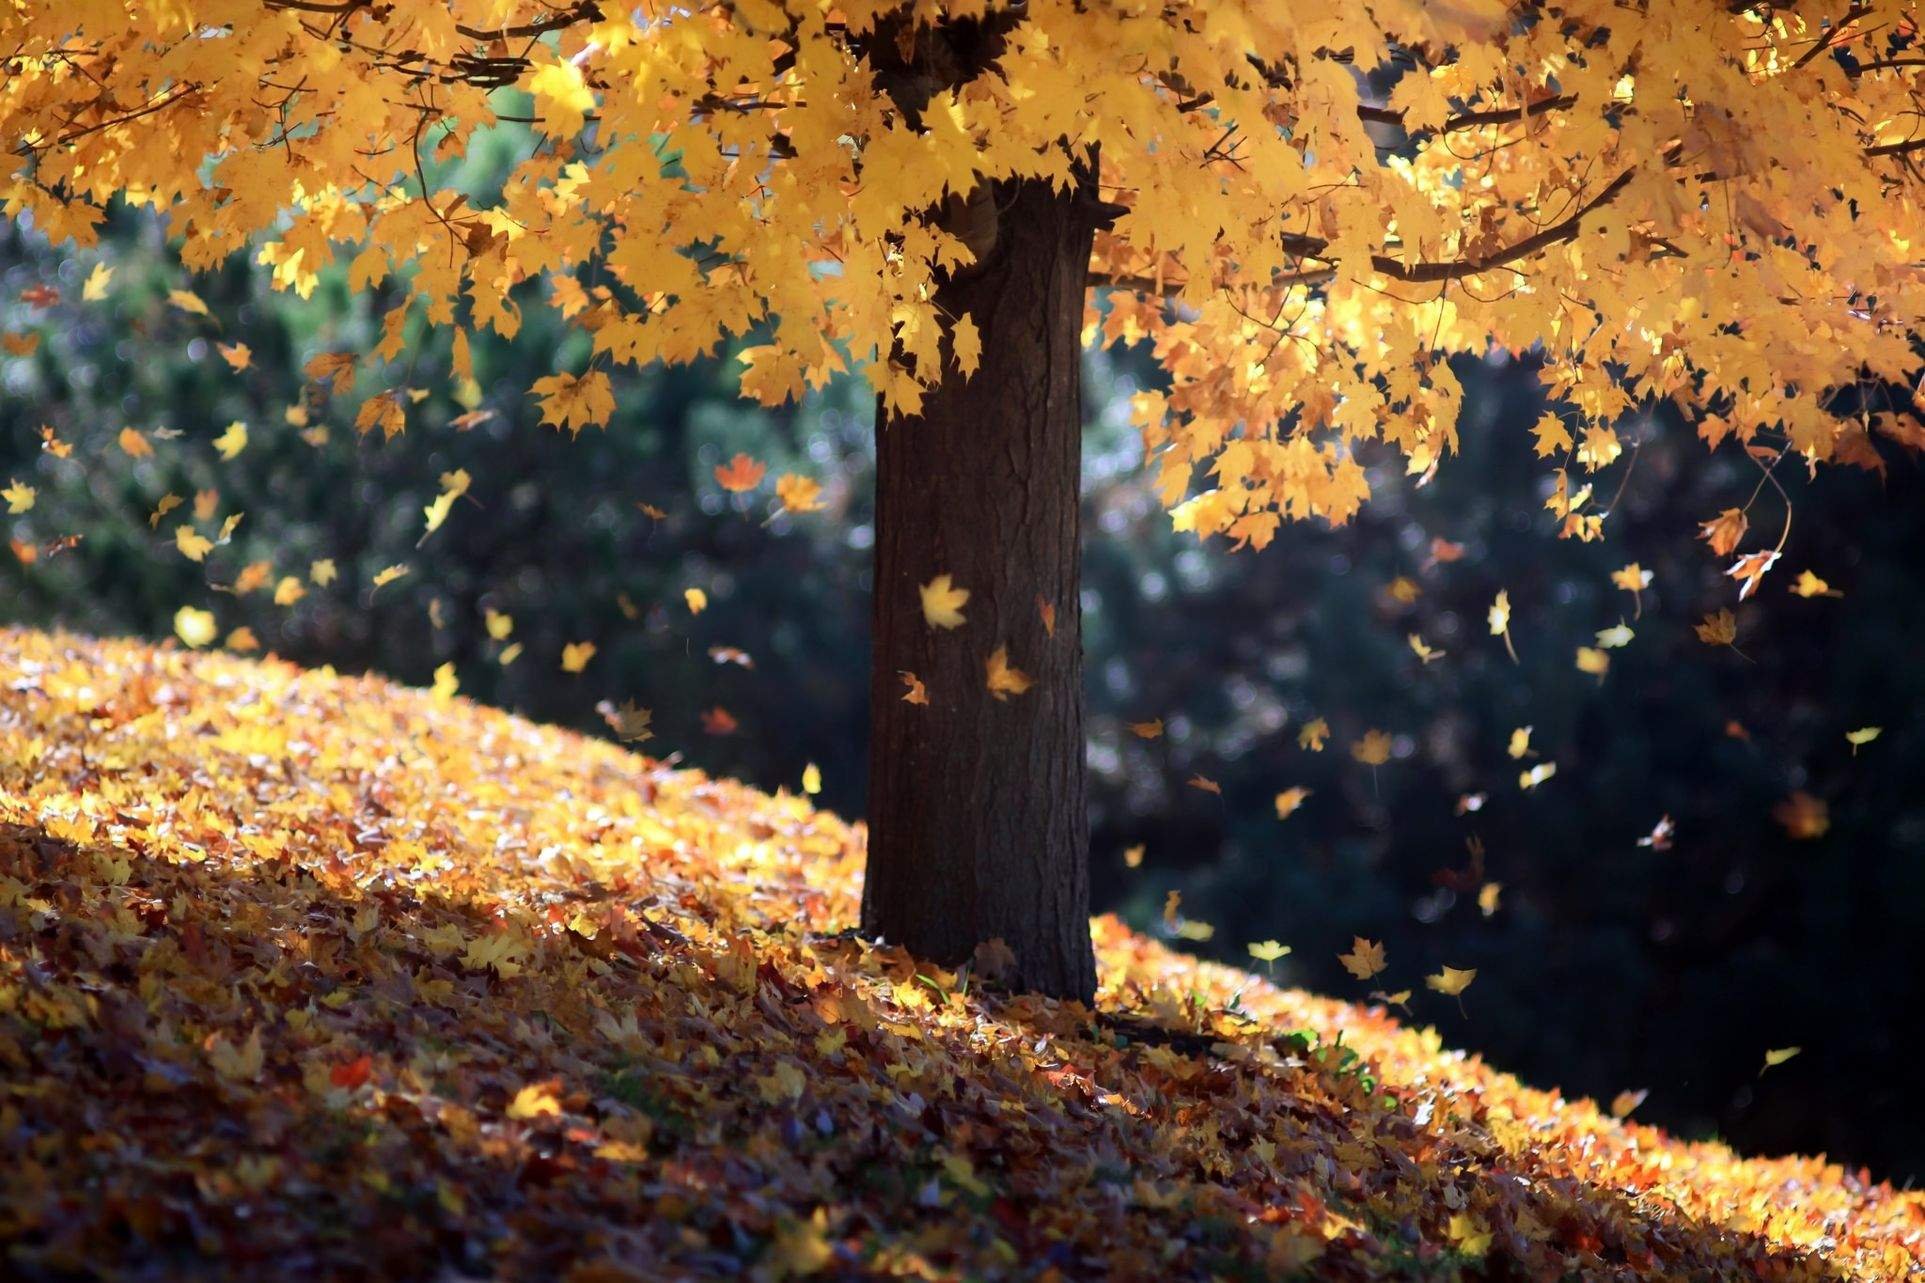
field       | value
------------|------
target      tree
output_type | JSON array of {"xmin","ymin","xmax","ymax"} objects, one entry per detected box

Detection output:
[{"xmin": 7, "ymin": 0, "xmax": 1923, "ymax": 999}]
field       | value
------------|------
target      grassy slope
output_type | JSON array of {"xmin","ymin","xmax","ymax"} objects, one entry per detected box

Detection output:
[{"xmin": 0, "ymin": 629, "xmax": 1918, "ymax": 1281}]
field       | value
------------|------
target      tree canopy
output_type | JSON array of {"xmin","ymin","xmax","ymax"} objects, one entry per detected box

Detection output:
[{"xmin": 9, "ymin": 1, "xmax": 1923, "ymax": 549}]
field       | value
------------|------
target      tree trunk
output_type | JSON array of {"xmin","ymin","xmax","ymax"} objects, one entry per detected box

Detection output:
[{"xmin": 862, "ymin": 175, "xmax": 1098, "ymax": 1002}]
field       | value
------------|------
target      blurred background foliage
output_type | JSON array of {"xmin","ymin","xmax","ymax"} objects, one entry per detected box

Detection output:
[{"xmin": 4, "ymin": 192, "xmax": 1924, "ymax": 1183}]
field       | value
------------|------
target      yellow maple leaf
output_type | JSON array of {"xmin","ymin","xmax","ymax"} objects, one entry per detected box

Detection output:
[
  {"xmin": 1297, "ymin": 718, "xmax": 1329, "ymax": 752},
  {"xmin": 561, "ymin": 641, "xmax": 597, "ymax": 673},
  {"xmin": 1339, "ymin": 937, "xmax": 1387, "ymax": 980},
  {"xmin": 82, "ymin": 262, "xmax": 112, "ymax": 301},
  {"xmin": 526, "ymin": 60, "xmax": 595, "ymax": 135},
  {"xmin": 167, "ymin": 287, "xmax": 210, "ymax": 317},
  {"xmin": 217, "ymin": 341, "xmax": 251, "ymax": 370},
  {"xmin": 118, "ymin": 426, "xmax": 154, "ymax": 458},
  {"xmin": 1351, "ymin": 729, "xmax": 1391, "ymax": 767},
  {"xmin": 212, "ymin": 420, "xmax": 248, "ymax": 460},
  {"xmin": 1488, "ymin": 589, "xmax": 1518, "ymax": 663},
  {"xmin": 1274, "ymin": 786, "xmax": 1311, "ymax": 819},
  {"xmin": 919, "ymin": 574, "xmax": 969, "ymax": 629},
  {"xmin": 776, "ymin": 473, "xmax": 825, "ymax": 513},
  {"xmin": 370, "ymin": 564, "xmax": 408, "ymax": 591},
  {"xmin": 1845, "ymin": 726, "xmax": 1882, "ymax": 754},
  {"xmin": 174, "ymin": 525, "xmax": 213, "ymax": 561},
  {"xmin": 506, "ymin": 1082, "xmax": 562, "ymax": 1120},
  {"xmin": 1426, "ymin": 965, "xmax": 1477, "ymax": 997},
  {"xmin": 173, "ymin": 606, "xmax": 217, "ymax": 648},
  {"xmin": 952, "ymin": 314, "xmax": 982, "ymax": 378},
  {"xmin": 1791, "ymin": 570, "xmax": 1841, "ymax": 598},
  {"xmin": 685, "ymin": 586, "xmax": 708, "ymax": 614},
  {"xmin": 984, "ymin": 646, "xmax": 1030, "ymax": 700},
  {"xmin": 2, "ymin": 479, "xmax": 35, "ymax": 514},
  {"xmin": 530, "ymin": 370, "xmax": 613, "ymax": 436}
]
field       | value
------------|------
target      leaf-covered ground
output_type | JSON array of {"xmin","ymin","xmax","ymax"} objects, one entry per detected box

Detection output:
[{"xmin": 1, "ymin": 631, "xmax": 1919, "ymax": 1281}]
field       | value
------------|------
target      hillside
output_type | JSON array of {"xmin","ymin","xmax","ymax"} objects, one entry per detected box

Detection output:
[{"xmin": 0, "ymin": 630, "xmax": 1918, "ymax": 1281}]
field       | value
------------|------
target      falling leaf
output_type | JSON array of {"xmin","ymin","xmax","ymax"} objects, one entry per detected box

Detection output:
[
  {"xmin": 1, "ymin": 332, "xmax": 39, "ymax": 357},
  {"xmin": 1612, "ymin": 562, "xmax": 1653, "ymax": 616},
  {"xmin": 217, "ymin": 342, "xmax": 252, "ymax": 370},
  {"xmin": 1339, "ymin": 937, "xmax": 1387, "ymax": 980},
  {"xmin": 212, "ymin": 420, "xmax": 248, "ymax": 461},
  {"xmin": 1773, "ymin": 792, "xmax": 1829, "ymax": 839},
  {"xmin": 530, "ymin": 370, "xmax": 613, "ymax": 436},
  {"xmin": 430, "ymin": 663, "xmax": 459, "ymax": 702},
  {"xmin": 1726, "ymin": 549, "xmax": 1781, "ymax": 601},
  {"xmin": 1477, "ymin": 882, "xmax": 1502, "ymax": 916},
  {"xmin": 1351, "ymin": 730, "xmax": 1392, "ymax": 767},
  {"xmin": 775, "ymin": 473, "xmax": 824, "ymax": 513},
  {"xmin": 714, "ymin": 452, "xmax": 767, "ymax": 492},
  {"xmin": 598, "ymin": 700, "xmax": 653, "ymax": 742},
  {"xmin": 1595, "ymin": 621, "xmax": 1634, "ymax": 648},
  {"xmin": 1187, "ymin": 774, "xmax": 1221, "ymax": 796},
  {"xmin": 1247, "ymin": 940, "xmax": 1290, "ymax": 964},
  {"xmin": 118, "ymin": 426, "xmax": 155, "ymax": 458},
  {"xmin": 1506, "ymin": 726, "xmax": 1534, "ymax": 760},
  {"xmin": 1122, "ymin": 844, "xmax": 1145, "ymax": 868},
  {"xmin": 1426, "ymin": 965, "xmax": 1477, "ymax": 997},
  {"xmin": 1611, "ymin": 1089, "xmax": 1649, "ymax": 1119},
  {"xmin": 1695, "ymin": 609, "xmax": 1738, "ymax": 648},
  {"xmin": 1638, "ymin": 815, "xmax": 1676, "ymax": 850},
  {"xmin": 1845, "ymin": 726, "xmax": 1882, "ymax": 755},
  {"xmin": 1274, "ymin": 786, "xmax": 1311, "ymax": 820},
  {"xmin": 1575, "ymin": 646, "xmax": 1610, "ymax": 680},
  {"xmin": 174, "ymin": 525, "xmax": 213, "ymax": 562},
  {"xmin": 1127, "ymin": 718, "xmax": 1164, "ymax": 739},
  {"xmin": 919, "ymin": 575, "xmax": 969, "ymax": 629},
  {"xmin": 370, "ymin": 564, "xmax": 408, "ymax": 592},
  {"xmin": 709, "ymin": 646, "xmax": 754, "ymax": 668},
  {"xmin": 1488, "ymin": 589, "xmax": 1518, "ymax": 663},
  {"xmin": 173, "ymin": 606, "xmax": 217, "ymax": 648},
  {"xmin": 273, "ymin": 576, "xmax": 305, "ymax": 606},
  {"xmin": 1698, "ymin": 507, "xmax": 1749, "ymax": 557},
  {"xmin": 1297, "ymin": 718, "xmax": 1328, "ymax": 752},
  {"xmin": 1408, "ymin": 633, "xmax": 1445, "ymax": 664},
  {"xmin": 951, "ymin": 314, "xmax": 982, "ymax": 378},
  {"xmin": 1760, "ymin": 1047, "xmax": 1802, "ymax": 1075},
  {"xmin": 1519, "ymin": 762, "xmax": 1557, "ymax": 791},
  {"xmin": 1791, "ymin": 570, "xmax": 1841, "ymax": 599},
  {"xmin": 82, "ymin": 262, "xmax": 113, "ymax": 301},
  {"xmin": 701, "ymin": 707, "xmax": 739, "ymax": 735},
  {"xmin": 167, "ymin": 287, "xmax": 211, "ymax": 317},
  {"xmin": 485, "ymin": 609, "xmax": 514, "ymax": 640},
  {"xmin": 2, "ymin": 480, "xmax": 35, "ymax": 514},
  {"xmin": 899, "ymin": 671, "xmax": 929, "ymax": 705},
  {"xmin": 310, "ymin": 558, "xmax": 338, "ymax": 586},
  {"xmin": 985, "ymin": 647, "xmax": 1031, "ymax": 700},
  {"xmin": 685, "ymin": 587, "xmax": 708, "ymax": 614},
  {"xmin": 561, "ymin": 641, "xmax": 597, "ymax": 673}
]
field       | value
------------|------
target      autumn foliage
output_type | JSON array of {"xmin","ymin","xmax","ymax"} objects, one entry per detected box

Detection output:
[{"xmin": 1, "ymin": 629, "xmax": 1919, "ymax": 1280}]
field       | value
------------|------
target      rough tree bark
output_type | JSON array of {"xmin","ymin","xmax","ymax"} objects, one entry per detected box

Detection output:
[{"xmin": 861, "ymin": 174, "xmax": 1100, "ymax": 1002}]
